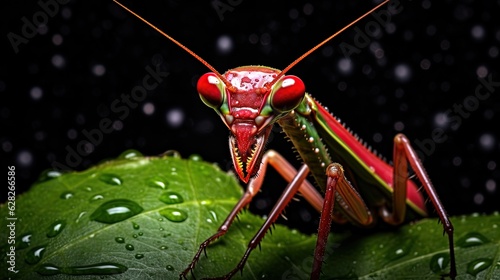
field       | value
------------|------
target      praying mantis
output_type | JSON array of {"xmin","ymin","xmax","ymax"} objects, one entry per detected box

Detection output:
[{"xmin": 113, "ymin": 1, "xmax": 456, "ymax": 279}]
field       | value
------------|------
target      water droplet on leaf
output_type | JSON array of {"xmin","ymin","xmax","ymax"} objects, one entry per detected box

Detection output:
[
  {"xmin": 132, "ymin": 221, "xmax": 140, "ymax": 230},
  {"xmin": 25, "ymin": 245, "xmax": 46, "ymax": 264},
  {"xmin": 160, "ymin": 208, "xmax": 188, "ymax": 222},
  {"xmin": 75, "ymin": 211, "xmax": 86, "ymax": 223},
  {"xmin": 209, "ymin": 210, "xmax": 218, "ymax": 220},
  {"xmin": 90, "ymin": 199, "xmax": 143, "ymax": 224},
  {"xmin": 37, "ymin": 170, "xmax": 62, "ymax": 183},
  {"xmin": 37, "ymin": 262, "xmax": 128, "ymax": 276},
  {"xmin": 118, "ymin": 149, "xmax": 143, "ymax": 159},
  {"xmin": 387, "ymin": 238, "xmax": 412, "ymax": 261},
  {"xmin": 162, "ymin": 150, "xmax": 181, "ymax": 158},
  {"xmin": 47, "ymin": 220, "xmax": 66, "ymax": 238},
  {"xmin": 90, "ymin": 194, "xmax": 104, "ymax": 201},
  {"xmin": 115, "ymin": 237, "xmax": 125, "ymax": 243},
  {"xmin": 125, "ymin": 244, "xmax": 134, "ymax": 251},
  {"xmin": 147, "ymin": 176, "xmax": 169, "ymax": 189},
  {"xmin": 430, "ymin": 253, "xmax": 450, "ymax": 273},
  {"xmin": 166, "ymin": 265, "xmax": 175, "ymax": 271},
  {"xmin": 60, "ymin": 191, "xmax": 73, "ymax": 199},
  {"xmin": 18, "ymin": 232, "xmax": 32, "ymax": 249},
  {"xmin": 467, "ymin": 258, "xmax": 492, "ymax": 276},
  {"xmin": 457, "ymin": 232, "xmax": 490, "ymax": 248},
  {"xmin": 135, "ymin": 254, "xmax": 144, "ymax": 259},
  {"xmin": 189, "ymin": 154, "xmax": 202, "ymax": 161},
  {"xmin": 36, "ymin": 264, "xmax": 60, "ymax": 276},
  {"xmin": 159, "ymin": 192, "xmax": 184, "ymax": 204},
  {"xmin": 99, "ymin": 173, "xmax": 122, "ymax": 186}
]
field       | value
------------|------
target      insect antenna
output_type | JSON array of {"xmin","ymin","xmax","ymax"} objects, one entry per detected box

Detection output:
[
  {"xmin": 269, "ymin": 0, "xmax": 390, "ymax": 88},
  {"xmin": 113, "ymin": 0, "xmax": 234, "ymax": 90}
]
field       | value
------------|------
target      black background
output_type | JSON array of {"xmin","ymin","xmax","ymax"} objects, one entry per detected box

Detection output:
[{"xmin": 2, "ymin": 0, "xmax": 499, "ymax": 232}]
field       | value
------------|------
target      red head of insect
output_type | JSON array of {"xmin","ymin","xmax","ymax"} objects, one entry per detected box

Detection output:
[{"xmin": 198, "ymin": 66, "xmax": 305, "ymax": 182}]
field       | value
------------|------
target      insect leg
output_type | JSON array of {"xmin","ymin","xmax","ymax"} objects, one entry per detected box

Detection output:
[
  {"xmin": 181, "ymin": 149, "xmax": 322, "ymax": 279},
  {"xmin": 210, "ymin": 164, "xmax": 311, "ymax": 280},
  {"xmin": 381, "ymin": 133, "xmax": 456, "ymax": 279}
]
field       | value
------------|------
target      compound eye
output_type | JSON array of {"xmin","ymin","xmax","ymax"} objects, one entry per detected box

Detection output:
[
  {"xmin": 197, "ymin": 73, "xmax": 224, "ymax": 108},
  {"xmin": 270, "ymin": 76, "xmax": 305, "ymax": 112}
]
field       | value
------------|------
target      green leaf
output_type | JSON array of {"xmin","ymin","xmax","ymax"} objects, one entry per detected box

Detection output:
[
  {"xmin": 1, "ymin": 152, "xmax": 499, "ymax": 279},
  {"xmin": 319, "ymin": 214, "xmax": 500, "ymax": 280}
]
